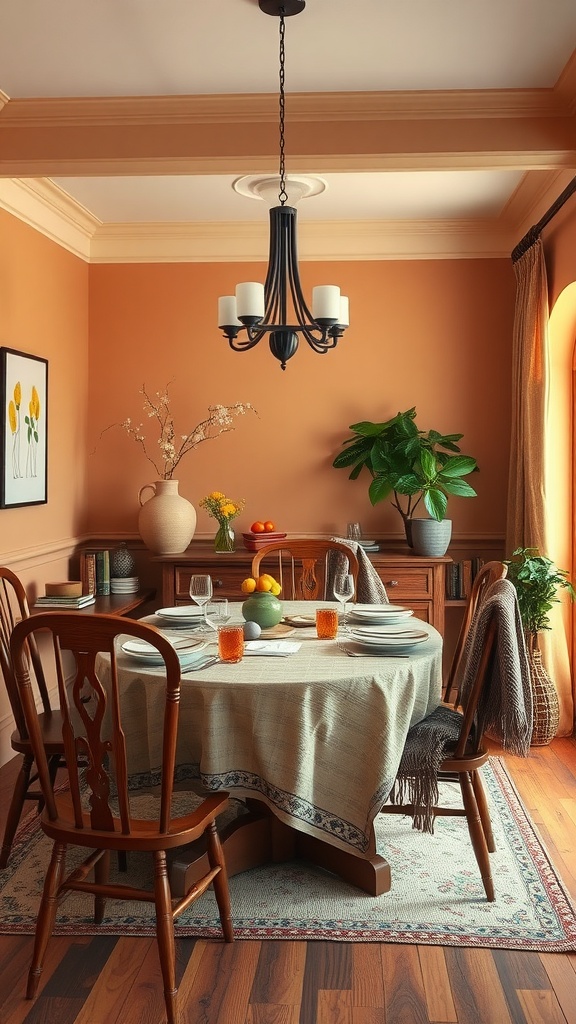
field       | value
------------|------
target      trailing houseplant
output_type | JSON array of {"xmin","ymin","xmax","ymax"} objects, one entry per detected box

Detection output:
[
  {"xmin": 504, "ymin": 547, "xmax": 575, "ymax": 642},
  {"xmin": 504, "ymin": 547, "xmax": 575, "ymax": 745},
  {"xmin": 332, "ymin": 408, "xmax": 478, "ymax": 546}
]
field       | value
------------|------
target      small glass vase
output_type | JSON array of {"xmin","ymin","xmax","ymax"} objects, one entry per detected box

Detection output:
[{"xmin": 214, "ymin": 520, "xmax": 235, "ymax": 553}]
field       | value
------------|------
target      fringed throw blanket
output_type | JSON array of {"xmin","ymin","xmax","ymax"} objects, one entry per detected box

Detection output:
[
  {"xmin": 327, "ymin": 538, "xmax": 389, "ymax": 604},
  {"xmin": 390, "ymin": 704, "xmax": 463, "ymax": 832},
  {"xmin": 389, "ymin": 578, "xmax": 533, "ymax": 833},
  {"xmin": 460, "ymin": 578, "xmax": 533, "ymax": 756}
]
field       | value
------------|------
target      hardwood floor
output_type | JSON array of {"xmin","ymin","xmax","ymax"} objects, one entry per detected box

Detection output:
[{"xmin": 1, "ymin": 740, "xmax": 575, "ymax": 1024}]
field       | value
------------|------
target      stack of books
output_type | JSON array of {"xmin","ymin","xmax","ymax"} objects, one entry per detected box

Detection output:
[
  {"xmin": 445, "ymin": 557, "xmax": 485, "ymax": 600},
  {"xmin": 82, "ymin": 549, "xmax": 111, "ymax": 596},
  {"xmin": 34, "ymin": 593, "xmax": 96, "ymax": 610}
]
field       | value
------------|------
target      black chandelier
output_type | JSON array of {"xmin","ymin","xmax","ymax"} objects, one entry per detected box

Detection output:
[{"xmin": 217, "ymin": 0, "xmax": 349, "ymax": 370}]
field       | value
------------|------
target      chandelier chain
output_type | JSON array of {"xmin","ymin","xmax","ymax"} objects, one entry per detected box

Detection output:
[{"xmin": 278, "ymin": 10, "xmax": 288, "ymax": 205}]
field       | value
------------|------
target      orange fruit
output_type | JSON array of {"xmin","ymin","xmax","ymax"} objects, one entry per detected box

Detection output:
[
  {"xmin": 255, "ymin": 576, "xmax": 273, "ymax": 592},
  {"xmin": 251, "ymin": 521, "xmax": 265, "ymax": 533},
  {"xmin": 241, "ymin": 577, "xmax": 256, "ymax": 594},
  {"xmin": 264, "ymin": 521, "xmax": 276, "ymax": 532}
]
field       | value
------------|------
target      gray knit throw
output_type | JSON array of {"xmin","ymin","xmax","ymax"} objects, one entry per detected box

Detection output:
[
  {"xmin": 328, "ymin": 538, "xmax": 389, "ymax": 604},
  {"xmin": 459, "ymin": 578, "xmax": 533, "ymax": 756},
  {"xmin": 390, "ymin": 704, "xmax": 463, "ymax": 832},
  {"xmin": 389, "ymin": 578, "xmax": 533, "ymax": 834}
]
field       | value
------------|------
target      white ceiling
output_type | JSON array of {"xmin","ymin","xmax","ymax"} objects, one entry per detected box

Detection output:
[{"xmin": 0, "ymin": 0, "xmax": 575, "ymax": 252}]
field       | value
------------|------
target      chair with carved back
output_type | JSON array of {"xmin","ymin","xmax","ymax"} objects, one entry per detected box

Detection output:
[
  {"xmin": 381, "ymin": 577, "xmax": 532, "ymax": 902},
  {"xmin": 10, "ymin": 612, "xmax": 233, "ymax": 1024},
  {"xmin": 251, "ymin": 538, "xmax": 360, "ymax": 600},
  {"xmin": 0, "ymin": 566, "xmax": 70, "ymax": 868},
  {"xmin": 443, "ymin": 560, "xmax": 507, "ymax": 703}
]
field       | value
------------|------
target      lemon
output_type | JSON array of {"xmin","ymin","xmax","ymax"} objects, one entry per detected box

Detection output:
[
  {"xmin": 270, "ymin": 582, "xmax": 281, "ymax": 596},
  {"xmin": 241, "ymin": 577, "xmax": 256, "ymax": 594},
  {"xmin": 256, "ymin": 576, "xmax": 273, "ymax": 592}
]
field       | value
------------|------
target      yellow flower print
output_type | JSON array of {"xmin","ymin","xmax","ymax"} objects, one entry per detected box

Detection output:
[
  {"xmin": 30, "ymin": 386, "xmax": 40, "ymax": 421},
  {"xmin": 13, "ymin": 382, "xmax": 21, "ymax": 407},
  {"xmin": 8, "ymin": 401, "xmax": 17, "ymax": 434}
]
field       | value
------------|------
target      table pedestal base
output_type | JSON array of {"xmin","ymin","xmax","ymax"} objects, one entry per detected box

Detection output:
[{"xmin": 169, "ymin": 800, "xmax": 391, "ymax": 897}]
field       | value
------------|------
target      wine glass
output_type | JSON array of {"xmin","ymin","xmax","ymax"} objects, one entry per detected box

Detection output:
[
  {"xmin": 189, "ymin": 575, "xmax": 213, "ymax": 632},
  {"xmin": 205, "ymin": 598, "xmax": 230, "ymax": 633},
  {"xmin": 332, "ymin": 572, "xmax": 355, "ymax": 625}
]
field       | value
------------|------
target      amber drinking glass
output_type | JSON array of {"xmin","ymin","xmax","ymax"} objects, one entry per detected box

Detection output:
[
  {"xmin": 217, "ymin": 625, "xmax": 244, "ymax": 663},
  {"xmin": 316, "ymin": 607, "xmax": 339, "ymax": 639}
]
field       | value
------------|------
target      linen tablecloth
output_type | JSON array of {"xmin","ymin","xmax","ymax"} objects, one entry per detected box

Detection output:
[{"xmin": 99, "ymin": 601, "xmax": 442, "ymax": 857}]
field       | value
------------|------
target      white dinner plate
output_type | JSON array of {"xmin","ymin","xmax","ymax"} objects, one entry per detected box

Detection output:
[
  {"xmin": 156, "ymin": 605, "xmax": 204, "ymax": 622},
  {"xmin": 350, "ymin": 604, "xmax": 409, "ymax": 614},
  {"xmin": 121, "ymin": 636, "xmax": 207, "ymax": 664},
  {"xmin": 348, "ymin": 631, "xmax": 429, "ymax": 650},
  {"xmin": 348, "ymin": 606, "xmax": 413, "ymax": 624},
  {"xmin": 346, "ymin": 640, "xmax": 429, "ymax": 657},
  {"xmin": 348, "ymin": 623, "xmax": 426, "ymax": 637}
]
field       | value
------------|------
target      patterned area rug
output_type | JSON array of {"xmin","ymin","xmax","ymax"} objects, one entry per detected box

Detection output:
[{"xmin": 1, "ymin": 758, "xmax": 575, "ymax": 950}]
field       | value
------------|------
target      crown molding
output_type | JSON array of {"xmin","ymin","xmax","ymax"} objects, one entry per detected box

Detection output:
[
  {"xmin": 0, "ymin": 175, "xmax": 525, "ymax": 262},
  {"xmin": 87, "ymin": 217, "xmax": 514, "ymax": 263},
  {"xmin": 0, "ymin": 178, "xmax": 97, "ymax": 259},
  {"xmin": 502, "ymin": 169, "xmax": 576, "ymax": 241},
  {"xmin": 555, "ymin": 49, "xmax": 576, "ymax": 115},
  {"xmin": 0, "ymin": 84, "xmax": 571, "ymax": 129}
]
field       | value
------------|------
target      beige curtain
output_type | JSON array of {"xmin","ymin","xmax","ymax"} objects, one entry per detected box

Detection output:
[{"xmin": 506, "ymin": 237, "xmax": 574, "ymax": 734}]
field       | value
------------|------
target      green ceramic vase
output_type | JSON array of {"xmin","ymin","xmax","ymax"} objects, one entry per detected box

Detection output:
[{"xmin": 241, "ymin": 591, "xmax": 282, "ymax": 629}]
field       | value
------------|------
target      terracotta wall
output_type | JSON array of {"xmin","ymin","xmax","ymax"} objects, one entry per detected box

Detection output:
[
  {"xmin": 0, "ymin": 210, "xmax": 89, "ymax": 764},
  {"xmin": 0, "ymin": 210, "xmax": 89, "ymax": 561},
  {"xmin": 87, "ymin": 258, "xmax": 515, "ymax": 542}
]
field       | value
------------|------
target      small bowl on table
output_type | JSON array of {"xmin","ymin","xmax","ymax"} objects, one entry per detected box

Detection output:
[{"xmin": 44, "ymin": 581, "xmax": 83, "ymax": 598}]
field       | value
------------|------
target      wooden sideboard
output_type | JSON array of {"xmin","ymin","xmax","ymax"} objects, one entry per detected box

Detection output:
[{"xmin": 152, "ymin": 543, "xmax": 451, "ymax": 634}]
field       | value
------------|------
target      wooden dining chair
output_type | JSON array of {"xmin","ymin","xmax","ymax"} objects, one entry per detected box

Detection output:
[
  {"xmin": 251, "ymin": 538, "xmax": 360, "ymax": 600},
  {"xmin": 0, "ymin": 566, "xmax": 71, "ymax": 869},
  {"xmin": 443, "ymin": 560, "xmax": 507, "ymax": 703},
  {"xmin": 10, "ymin": 612, "xmax": 233, "ymax": 1024},
  {"xmin": 381, "ymin": 577, "xmax": 531, "ymax": 902}
]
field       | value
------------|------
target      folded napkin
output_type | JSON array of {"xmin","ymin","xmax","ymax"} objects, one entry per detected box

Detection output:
[
  {"xmin": 244, "ymin": 640, "xmax": 302, "ymax": 657},
  {"xmin": 282, "ymin": 614, "xmax": 316, "ymax": 627}
]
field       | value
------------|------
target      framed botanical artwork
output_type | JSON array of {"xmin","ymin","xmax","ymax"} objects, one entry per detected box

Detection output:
[{"xmin": 0, "ymin": 347, "xmax": 48, "ymax": 508}]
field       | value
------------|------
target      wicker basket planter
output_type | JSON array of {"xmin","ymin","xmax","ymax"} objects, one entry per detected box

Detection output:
[{"xmin": 527, "ymin": 636, "xmax": 559, "ymax": 747}]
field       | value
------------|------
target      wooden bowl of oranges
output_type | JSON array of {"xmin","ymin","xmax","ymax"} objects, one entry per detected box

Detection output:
[{"xmin": 242, "ymin": 520, "xmax": 287, "ymax": 552}]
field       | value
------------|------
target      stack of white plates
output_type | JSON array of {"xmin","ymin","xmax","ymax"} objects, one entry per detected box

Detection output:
[
  {"xmin": 121, "ymin": 635, "xmax": 207, "ymax": 665},
  {"xmin": 111, "ymin": 576, "xmax": 140, "ymax": 594},
  {"xmin": 347, "ymin": 621, "xmax": 430, "ymax": 654},
  {"xmin": 155, "ymin": 606, "xmax": 204, "ymax": 628},
  {"xmin": 348, "ymin": 604, "xmax": 414, "ymax": 626}
]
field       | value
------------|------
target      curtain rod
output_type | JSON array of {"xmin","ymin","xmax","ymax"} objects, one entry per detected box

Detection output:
[{"xmin": 511, "ymin": 175, "xmax": 576, "ymax": 263}]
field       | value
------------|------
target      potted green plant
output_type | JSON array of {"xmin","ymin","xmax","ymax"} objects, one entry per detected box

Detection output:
[
  {"xmin": 504, "ymin": 547, "xmax": 575, "ymax": 745},
  {"xmin": 332, "ymin": 408, "xmax": 478, "ymax": 554}
]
